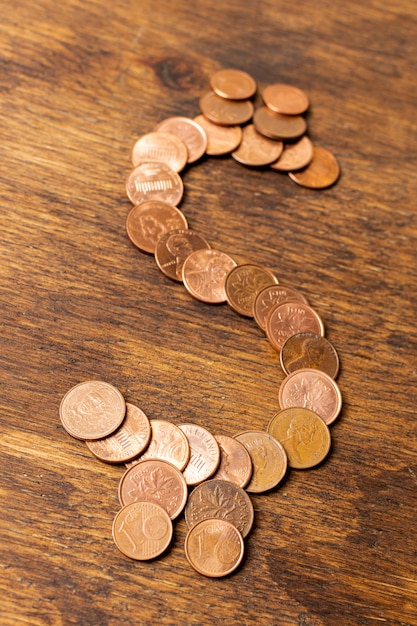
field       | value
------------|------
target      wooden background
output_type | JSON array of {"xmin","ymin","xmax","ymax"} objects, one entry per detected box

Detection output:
[{"xmin": 0, "ymin": 1, "xmax": 416, "ymax": 624}]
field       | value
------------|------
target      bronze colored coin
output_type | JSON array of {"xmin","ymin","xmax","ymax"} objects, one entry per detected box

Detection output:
[
  {"xmin": 154, "ymin": 117, "xmax": 207, "ymax": 164},
  {"xmin": 268, "ymin": 407, "xmax": 331, "ymax": 469},
  {"xmin": 289, "ymin": 146, "xmax": 340, "ymax": 189},
  {"xmin": 253, "ymin": 284, "xmax": 309, "ymax": 331},
  {"xmin": 278, "ymin": 368, "xmax": 342, "ymax": 425},
  {"xmin": 270, "ymin": 136, "xmax": 314, "ymax": 172},
  {"xmin": 131, "ymin": 131, "xmax": 188, "ymax": 173},
  {"xmin": 234, "ymin": 431, "xmax": 287, "ymax": 493},
  {"xmin": 182, "ymin": 248, "xmax": 237, "ymax": 304},
  {"xmin": 211, "ymin": 434, "xmax": 253, "ymax": 488},
  {"xmin": 154, "ymin": 229, "xmax": 211, "ymax": 282},
  {"xmin": 253, "ymin": 106, "xmax": 307, "ymax": 141},
  {"xmin": 137, "ymin": 419, "xmax": 190, "ymax": 471},
  {"xmin": 184, "ymin": 518, "xmax": 244, "ymax": 578},
  {"xmin": 199, "ymin": 91, "xmax": 254, "ymax": 126},
  {"xmin": 266, "ymin": 301, "xmax": 325, "ymax": 352},
  {"xmin": 280, "ymin": 332, "xmax": 340, "ymax": 379},
  {"xmin": 210, "ymin": 68, "xmax": 257, "ymax": 100},
  {"xmin": 59, "ymin": 381, "xmax": 126, "ymax": 441},
  {"xmin": 225, "ymin": 263, "xmax": 279, "ymax": 317},
  {"xmin": 125, "ymin": 161, "xmax": 184, "ymax": 207},
  {"xmin": 231, "ymin": 124, "xmax": 283, "ymax": 167},
  {"xmin": 112, "ymin": 501, "xmax": 173, "ymax": 560},
  {"xmin": 185, "ymin": 478, "xmax": 254, "ymax": 538},
  {"xmin": 194, "ymin": 115, "xmax": 242, "ymax": 155},
  {"xmin": 86, "ymin": 402, "xmax": 151, "ymax": 463},
  {"xmin": 126, "ymin": 201, "xmax": 188, "ymax": 255},
  {"xmin": 118, "ymin": 458, "xmax": 188, "ymax": 519},
  {"xmin": 178, "ymin": 423, "xmax": 220, "ymax": 486},
  {"xmin": 262, "ymin": 83, "xmax": 309, "ymax": 115}
]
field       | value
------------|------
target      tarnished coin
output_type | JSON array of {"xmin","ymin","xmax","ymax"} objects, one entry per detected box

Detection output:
[
  {"xmin": 253, "ymin": 284, "xmax": 309, "ymax": 331},
  {"xmin": 262, "ymin": 83, "xmax": 309, "ymax": 115},
  {"xmin": 126, "ymin": 201, "xmax": 188, "ymax": 254},
  {"xmin": 184, "ymin": 518, "xmax": 244, "ymax": 578},
  {"xmin": 199, "ymin": 91, "xmax": 254, "ymax": 126},
  {"xmin": 178, "ymin": 423, "xmax": 220, "ymax": 486},
  {"xmin": 182, "ymin": 248, "xmax": 237, "ymax": 304},
  {"xmin": 86, "ymin": 402, "xmax": 151, "ymax": 463},
  {"xmin": 211, "ymin": 434, "xmax": 253, "ymax": 488},
  {"xmin": 154, "ymin": 229, "xmax": 211, "ymax": 282},
  {"xmin": 131, "ymin": 131, "xmax": 188, "ymax": 173},
  {"xmin": 253, "ymin": 106, "xmax": 307, "ymax": 141},
  {"xmin": 289, "ymin": 146, "xmax": 340, "ymax": 189},
  {"xmin": 126, "ymin": 162, "xmax": 184, "ymax": 207},
  {"xmin": 154, "ymin": 117, "xmax": 207, "ymax": 164},
  {"xmin": 265, "ymin": 301, "xmax": 324, "ymax": 352},
  {"xmin": 225, "ymin": 263, "xmax": 279, "ymax": 317},
  {"xmin": 185, "ymin": 478, "xmax": 254, "ymax": 538},
  {"xmin": 280, "ymin": 332, "xmax": 340, "ymax": 379},
  {"xmin": 59, "ymin": 381, "xmax": 126, "ymax": 441},
  {"xmin": 270, "ymin": 136, "xmax": 314, "ymax": 172},
  {"xmin": 231, "ymin": 124, "xmax": 283, "ymax": 167},
  {"xmin": 118, "ymin": 459, "xmax": 188, "ymax": 519},
  {"xmin": 136, "ymin": 419, "xmax": 190, "ymax": 471},
  {"xmin": 112, "ymin": 501, "xmax": 173, "ymax": 560},
  {"xmin": 234, "ymin": 431, "xmax": 287, "ymax": 493},
  {"xmin": 210, "ymin": 68, "xmax": 257, "ymax": 100},
  {"xmin": 194, "ymin": 115, "xmax": 242, "ymax": 155}
]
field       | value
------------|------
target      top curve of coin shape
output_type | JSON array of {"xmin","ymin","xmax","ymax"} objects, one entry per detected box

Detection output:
[
  {"xmin": 253, "ymin": 283, "xmax": 309, "ymax": 331},
  {"xmin": 184, "ymin": 518, "xmax": 244, "ymax": 578},
  {"xmin": 199, "ymin": 91, "xmax": 254, "ymax": 126},
  {"xmin": 126, "ymin": 201, "xmax": 188, "ymax": 254},
  {"xmin": 131, "ymin": 131, "xmax": 188, "ymax": 173},
  {"xmin": 126, "ymin": 162, "xmax": 184, "ymax": 206},
  {"xmin": 155, "ymin": 229, "xmax": 211, "ymax": 281},
  {"xmin": 289, "ymin": 146, "xmax": 340, "ymax": 189},
  {"xmin": 262, "ymin": 83, "xmax": 309, "ymax": 115},
  {"xmin": 225, "ymin": 263, "xmax": 279, "ymax": 317},
  {"xmin": 266, "ymin": 301, "xmax": 324, "ymax": 352},
  {"xmin": 138, "ymin": 419, "xmax": 190, "ymax": 471},
  {"xmin": 154, "ymin": 117, "xmax": 207, "ymax": 163},
  {"xmin": 231, "ymin": 124, "xmax": 284, "ymax": 167},
  {"xmin": 112, "ymin": 501, "xmax": 173, "ymax": 560},
  {"xmin": 178, "ymin": 423, "xmax": 221, "ymax": 486},
  {"xmin": 280, "ymin": 332, "xmax": 340, "ymax": 379},
  {"xmin": 194, "ymin": 115, "xmax": 242, "ymax": 155},
  {"xmin": 234, "ymin": 430, "xmax": 287, "ymax": 493},
  {"xmin": 210, "ymin": 68, "xmax": 257, "ymax": 100},
  {"xmin": 182, "ymin": 248, "xmax": 237, "ymax": 304}
]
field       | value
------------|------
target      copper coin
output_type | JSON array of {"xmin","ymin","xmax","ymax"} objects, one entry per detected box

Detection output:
[
  {"xmin": 210, "ymin": 68, "xmax": 257, "ymax": 100},
  {"xmin": 194, "ymin": 115, "xmax": 242, "ymax": 155},
  {"xmin": 136, "ymin": 419, "xmax": 190, "ymax": 471},
  {"xmin": 270, "ymin": 136, "xmax": 314, "ymax": 172},
  {"xmin": 118, "ymin": 459, "xmax": 188, "ymax": 519},
  {"xmin": 278, "ymin": 368, "xmax": 342, "ymax": 425},
  {"xmin": 225, "ymin": 263, "xmax": 279, "ymax": 317},
  {"xmin": 265, "ymin": 301, "xmax": 325, "ymax": 352},
  {"xmin": 253, "ymin": 284, "xmax": 309, "ymax": 331},
  {"xmin": 112, "ymin": 501, "xmax": 173, "ymax": 560},
  {"xmin": 231, "ymin": 124, "xmax": 283, "ymax": 167},
  {"xmin": 289, "ymin": 146, "xmax": 340, "ymax": 189},
  {"xmin": 59, "ymin": 381, "xmax": 126, "ymax": 441},
  {"xmin": 234, "ymin": 431, "xmax": 287, "ymax": 493},
  {"xmin": 126, "ymin": 201, "xmax": 188, "ymax": 254},
  {"xmin": 199, "ymin": 91, "xmax": 254, "ymax": 126},
  {"xmin": 211, "ymin": 434, "xmax": 253, "ymax": 488},
  {"xmin": 184, "ymin": 518, "xmax": 244, "ymax": 577},
  {"xmin": 182, "ymin": 248, "xmax": 237, "ymax": 304},
  {"xmin": 125, "ymin": 162, "xmax": 184, "ymax": 207},
  {"xmin": 253, "ymin": 106, "xmax": 307, "ymax": 141},
  {"xmin": 154, "ymin": 229, "xmax": 211, "ymax": 282},
  {"xmin": 185, "ymin": 478, "xmax": 254, "ymax": 538},
  {"xmin": 131, "ymin": 131, "xmax": 188, "ymax": 173},
  {"xmin": 178, "ymin": 423, "xmax": 220, "ymax": 486},
  {"xmin": 268, "ymin": 407, "xmax": 331, "ymax": 469},
  {"xmin": 154, "ymin": 117, "xmax": 207, "ymax": 163},
  {"xmin": 86, "ymin": 402, "xmax": 151, "ymax": 463},
  {"xmin": 262, "ymin": 83, "xmax": 309, "ymax": 115},
  {"xmin": 280, "ymin": 332, "xmax": 340, "ymax": 379}
]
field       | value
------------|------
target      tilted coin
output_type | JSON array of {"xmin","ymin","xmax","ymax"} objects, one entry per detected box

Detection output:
[
  {"xmin": 135, "ymin": 419, "xmax": 190, "ymax": 471},
  {"xmin": 262, "ymin": 83, "xmax": 309, "ymax": 115},
  {"xmin": 253, "ymin": 283, "xmax": 309, "ymax": 332},
  {"xmin": 194, "ymin": 115, "xmax": 242, "ymax": 155},
  {"xmin": 270, "ymin": 136, "xmax": 314, "ymax": 172},
  {"xmin": 154, "ymin": 229, "xmax": 211, "ymax": 282},
  {"xmin": 131, "ymin": 131, "xmax": 188, "ymax": 173},
  {"xmin": 225, "ymin": 263, "xmax": 279, "ymax": 317},
  {"xmin": 154, "ymin": 116, "xmax": 207, "ymax": 164},
  {"xmin": 182, "ymin": 248, "xmax": 237, "ymax": 304},
  {"xmin": 231, "ymin": 124, "xmax": 283, "ymax": 167},
  {"xmin": 280, "ymin": 332, "xmax": 340, "ymax": 379},
  {"xmin": 210, "ymin": 68, "xmax": 257, "ymax": 100},
  {"xmin": 211, "ymin": 434, "xmax": 253, "ymax": 488},
  {"xmin": 184, "ymin": 518, "xmax": 244, "ymax": 578},
  {"xmin": 253, "ymin": 106, "xmax": 307, "ymax": 141},
  {"xmin": 289, "ymin": 146, "xmax": 340, "ymax": 189},
  {"xmin": 125, "ymin": 161, "xmax": 184, "ymax": 207},
  {"xmin": 234, "ymin": 430, "xmax": 287, "ymax": 493},
  {"xmin": 112, "ymin": 501, "xmax": 173, "ymax": 560},
  {"xmin": 265, "ymin": 301, "xmax": 325, "ymax": 352},
  {"xmin": 178, "ymin": 423, "xmax": 220, "ymax": 486},
  {"xmin": 126, "ymin": 201, "xmax": 188, "ymax": 254},
  {"xmin": 199, "ymin": 91, "xmax": 254, "ymax": 126}
]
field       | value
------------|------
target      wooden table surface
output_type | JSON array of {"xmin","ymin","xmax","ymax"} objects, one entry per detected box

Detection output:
[{"xmin": 1, "ymin": 1, "xmax": 416, "ymax": 624}]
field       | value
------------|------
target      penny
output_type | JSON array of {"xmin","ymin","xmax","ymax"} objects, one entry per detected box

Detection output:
[
  {"xmin": 126, "ymin": 161, "xmax": 184, "ymax": 207},
  {"xmin": 225, "ymin": 263, "xmax": 279, "ymax": 317},
  {"xmin": 131, "ymin": 131, "xmax": 188, "ymax": 173},
  {"xmin": 280, "ymin": 332, "xmax": 340, "ymax": 379},
  {"xmin": 154, "ymin": 229, "xmax": 211, "ymax": 282},
  {"xmin": 270, "ymin": 136, "xmax": 314, "ymax": 172},
  {"xmin": 268, "ymin": 407, "xmax": 331, "ymax": 469},
  {"xmin": 154, "ymin": 116, "xmax": 207, "ymax": 164},
  {"xmin": 253, "ymin": 284, "xmax": 309, "ymax": 332},
  {"xmin": 231, "ymin": 124, "xmax": 283, "ymax": 167},
  {"xmin": 184, "ymin": 478, "xmax": 254, "ymax": 538},
  {"xmin": 126, "ymin": 201, "xmax": 188, "ymax": 254},
  {"xmin": 234, "ymin": 431, "xmax": 287, "ymax": 493},
  {"xmin": 178, "ymin": 423, "xmax": 221, "ymax": 486},
  {"xmin": 86, "ymin": 402, "xmax": 151, "ymax": 463},
  {"xmin": 211, "ymin": 434, "xmax": 253, "ymax": 488},
  {"xmin": 112, "ymin": 501, "xmax": 173, "ymax": 560},
  {"xmin": 199, "ymin": 91, "xmax": 254, "ymax": 126},
  {"xmin": 262, "ymin": 83, "xmax": 309, "ymax": 115},
  {"xmin": 182, "ymin": 248, "xmax": 237, "ymax": 304},
  {"xmin": 135, "ymin": 419, "xmax": 190, "ymax": 471},
  {"xmin": 265, "ymin": 301, "xmax": 325, "ymax": 352},
  {"xmin": 194, "ymin": 115, "xmax": 242, "ymax": 155},
  {"xmin": 210, "ymin": 68, "xmax": 257, "ymax": 100},
  {"xmin": 289, "ymin": 146, "xmax": 340, "ymax": 189},
  {"xmin": 253, "ymin": 106, "xmax": 307, "ymax": 141},
  {"xmin": 184, "ymin": 518, "xmax": 244, "ymax": 577},
  {"xmin": 59, "ymin": 381, "xmax": 126, "ymax": 441},
  {"xmin": 118, "ymin": 459, "xmax": 188, "ymax": 520}
]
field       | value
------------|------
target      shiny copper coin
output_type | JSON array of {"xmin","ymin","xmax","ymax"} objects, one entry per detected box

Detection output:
[
  {"xmin": 211, "ymin": 434, "xmax": 253, "ymax": 488},
  {"xmin": 266, "ymin": 301, "xmax": 324, "ymax": 352},
  {"xmin": 126, "ymin": 201, "xmax": 188, "ymax": 254},
  {"xmin": 184, "ymin": 518, "xmax": 244, "ymax": 577},
  {"xmin": 185, "ymin": 478, "xmax": 254, "ymax": 538},
  {"xmin": 234, "ymin": 431, "xmax": 287, "ymax": 493},
  {"xmin": 270, "ymin": 136, "xmax": 314, "ymax": 172},
  {"xmin": 118, "ymin": 459, "xmax": 188, "ymax": 519},
  {"xmin": 135, "ymin": 419, "xmax": 190, "ymax": 471},
  {"xmin": 210, "ymin": 68, "xmax": 257, "ymax": 100},
  {"xmin": 178, "ymin": 423, "xmax": 220, "ymax": 486},
  {"xmin": 154, "ymin": 229, "xmax": 211, "ymax": 282},
  {"xmin": 154, "ymin": 117, "xmax": 207, "ymax": 164},
  {"xmin": 131, "ymin": 131, "xmax": 188, "ymax": 173},
  {"xmin": 278, "ymin": 368, "xmax": 342, "ymax": 425},
  {"xmin": 280, "ymin": 332, "xmax": 340, "ymax": 379},
  {"xmin": 289, "ymin": 146, "xmax": 340, "ymax": 189},
  {"xmin": 112, "ymin": 501, "xmax": 173, "ymax": 560},
  {"xmin": 59, "ymin": 381, "xmax": 126, "ymax": 441},
  {"xmin": 262, "ymin": 83, "xmax": 309, "ymax": 115},
  {"xmin": 253, "ymin": 106, "xmax": 307, "ymax": 140},
  {"xmin": 268, "ymin": 407, "xmax": 331, "ymax": 469},
  {"xmin": 225, "ymin": 263, "xmax": 279, "ymax": 317},
  {"xmin": 182, "ymin": 248, "xmax": 237, "ymax": 304},
  {"xmin": 253, "ymin": 284, "xmax": 309, "ymax": 332},
  {"xmin": 194, "ymin": 115, "xmax": 242, "ymax": 155},
  {"xmin": 199, "ymin": 91, "xmax": 254, "ymax": 126},
  {"xmin": 86, "ymin": 402, "xmax": 151, "ymax": 463},
  {"xmin": 125, "ymin": 162, "xmax": 184, "ymax": 207},
  {"xmin": 231, "ymin": 124, "xmax": 283, "ymax": 167}
]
